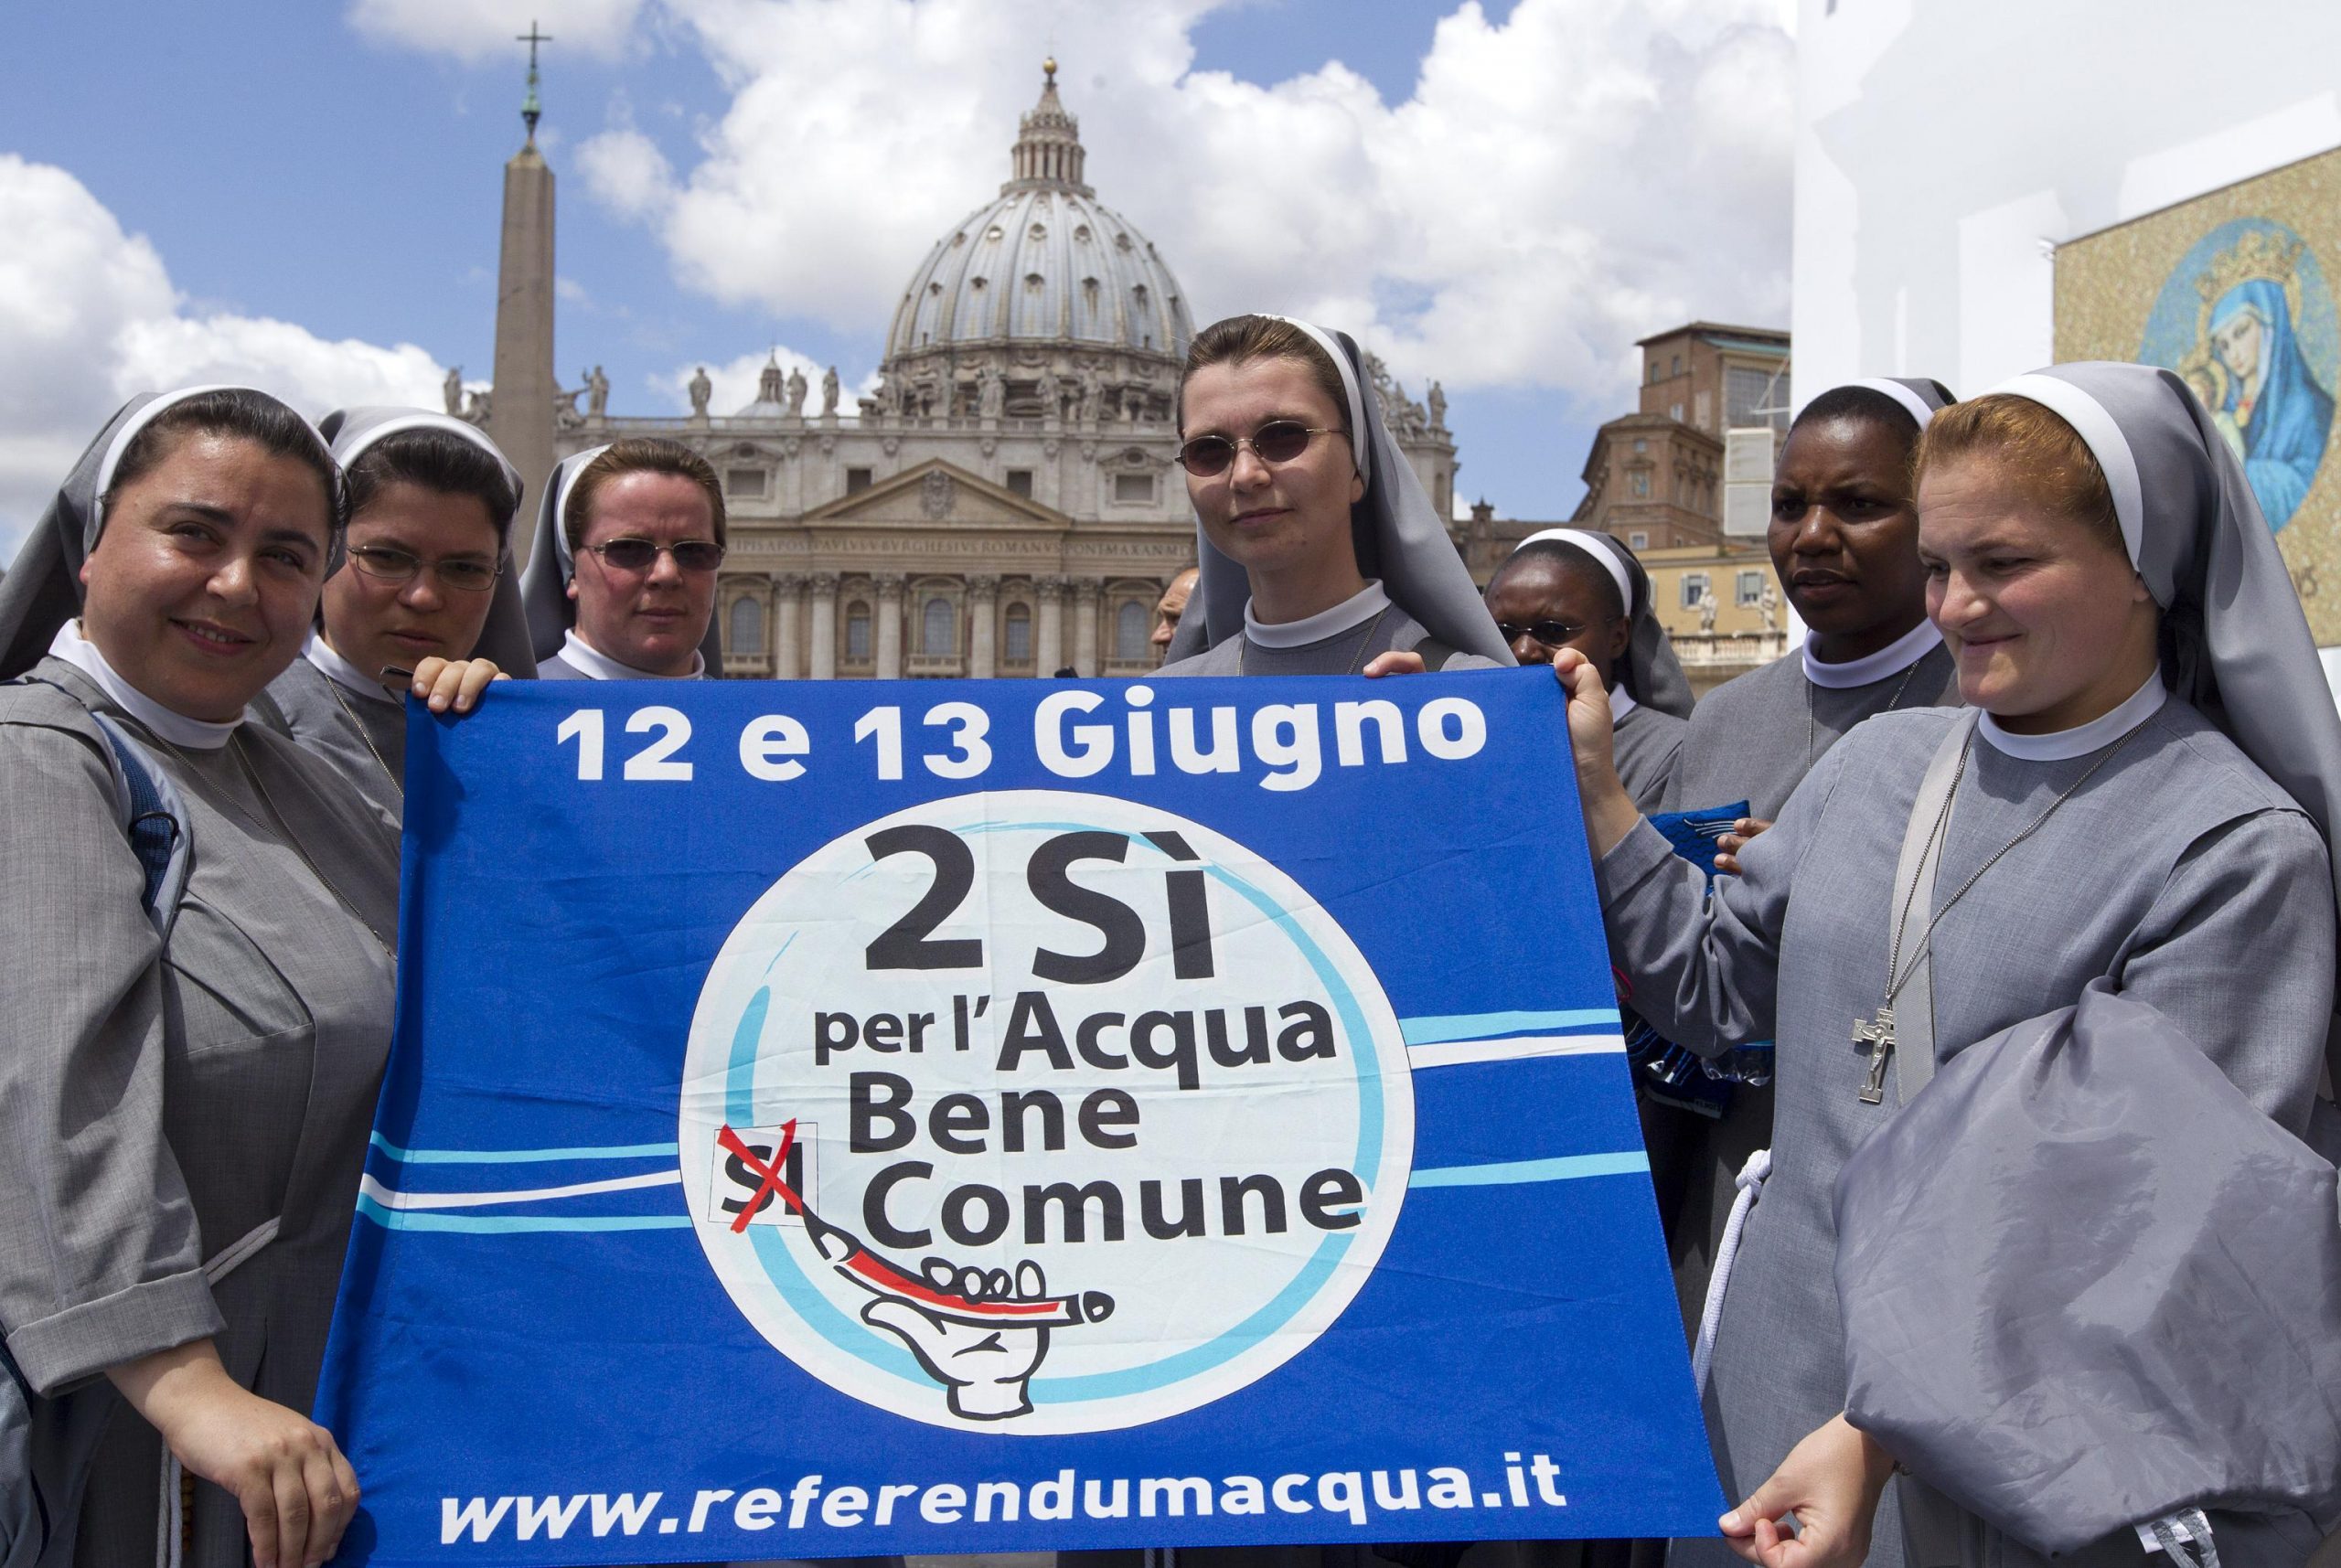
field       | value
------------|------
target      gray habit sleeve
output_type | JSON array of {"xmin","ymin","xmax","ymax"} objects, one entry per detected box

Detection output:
[{"xmin": 0, "ymin": 722, "xmax": 220, "ymax": 1393}]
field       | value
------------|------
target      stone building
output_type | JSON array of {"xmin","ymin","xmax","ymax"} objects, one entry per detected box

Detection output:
[
  {"xmin": 1461, "ymin": 322, "xmax": 1791, "ymax": 696},
  {"xmin": 511, "ymin": 61, "xmax": 1460, "ymax": 677}
]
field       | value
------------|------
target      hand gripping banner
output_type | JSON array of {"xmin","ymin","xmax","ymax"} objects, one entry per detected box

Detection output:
[{"xmin": 315, "ymin": 669, "xmax": 1724, "ymax": 1563}]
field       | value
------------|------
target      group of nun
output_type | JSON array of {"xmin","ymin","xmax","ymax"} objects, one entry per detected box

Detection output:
[{"xmin": 0, "ymin": 313, "xmax": 2336, "ymax": 1568}]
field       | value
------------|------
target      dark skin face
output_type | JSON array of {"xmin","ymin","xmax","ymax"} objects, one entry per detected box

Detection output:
[
  {"xmin": 1485, "ymin": 556, "xmax": 1629, "ymax": 685},
  {"xmin": 1768, "ymin": 414, "xmax": 1929, "ymax": 664}
]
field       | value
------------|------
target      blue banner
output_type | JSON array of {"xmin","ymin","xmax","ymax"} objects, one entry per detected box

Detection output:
[{"xmin": 316, "ymin": 668, "xmax": 1723, "ymax": 1563}]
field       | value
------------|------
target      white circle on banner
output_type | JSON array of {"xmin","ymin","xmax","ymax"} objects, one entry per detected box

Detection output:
[{"xmin": 680, "ymin": 788, "xmax": 1414, "ymax": 1434}]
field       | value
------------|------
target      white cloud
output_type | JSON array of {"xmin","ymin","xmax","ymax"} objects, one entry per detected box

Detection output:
[
  {"xmin": 0, "ymin": 155, "xmax": 445, "ymax": 562},
  {"xmin": 565, "ymin": 0, "xmax": 1790, "ymax": 418},
  {"xmin": 345, "ymin": 0, "xmax": 648, "ymax": 64}
]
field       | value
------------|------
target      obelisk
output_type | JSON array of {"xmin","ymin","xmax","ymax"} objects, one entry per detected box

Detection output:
[{"xmin": 489, "ymin": 24, "xmax": 558, "ymax": 563}]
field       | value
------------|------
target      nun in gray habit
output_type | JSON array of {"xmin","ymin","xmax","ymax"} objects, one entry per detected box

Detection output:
[
  {"xmin": 1159, "ymin": 316, "xmax": 1513, "ymax": 675},
  {"xmin": 1491, "ymin": 528, "xmax": 1694, "ymax": 809},
  {"xmin": 254, "ymin": 407, "xmax": 535, "ymax": 819},
  {"xmin": 1584, "ymin": 365, "xmax": 2341, "ymax": 1568},
  {"xmin": 0, "ymin": 389, "xmax": 400, "ymax": 1565},
  {"xmin": 515, "ymin": 443, "xmax": 726, "ymax": 680}
]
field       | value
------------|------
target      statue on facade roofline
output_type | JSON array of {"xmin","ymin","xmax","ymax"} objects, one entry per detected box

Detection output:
[
  {"xmin": 786, "ymin": 366, "xmax": 808, "ymax": 417},
  {"xmin": 688, "ymin": 365, "xmax": 713, "ymax": 417},
  {"xmin": 821, "ymin": 366, "xmax": 840, "ymax": 416}
]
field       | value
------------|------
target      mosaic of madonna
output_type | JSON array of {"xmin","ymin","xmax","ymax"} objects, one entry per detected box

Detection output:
[{"xmin": 2058, "ymin": 144, "xmax": 2341, "ymax": 639}]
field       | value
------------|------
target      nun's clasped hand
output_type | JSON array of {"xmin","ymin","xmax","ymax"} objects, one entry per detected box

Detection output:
[{"xmin": 407, "ymin": 655, "xmax": 506, "ymax": 714}]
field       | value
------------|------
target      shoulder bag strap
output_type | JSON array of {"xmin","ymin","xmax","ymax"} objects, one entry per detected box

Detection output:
[{"xmin": 1888, "ymin": 710, "xmax": 1975, "ymax": 1108}]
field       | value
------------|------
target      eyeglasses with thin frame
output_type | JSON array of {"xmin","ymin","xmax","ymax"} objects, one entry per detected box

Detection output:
[
  {"xmin": 1172, "ymin": 420, "xmax": 1347, "ymax": 478},
  {"xmin": 347, "ymin": 544, "xmax": 500, "ymax": 593},
  {"xmin": 583, "ymin": 537, "xmax": 727, "ymax": 574}
]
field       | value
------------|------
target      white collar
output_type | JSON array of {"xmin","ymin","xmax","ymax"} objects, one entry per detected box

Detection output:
[
  {"xmin": 1978, "ymin": 674, "xmax": 2167, "ymax": 762},
  {"xmin": 1609, "ymin": 686, "xmax": 1640, "ymax": 725},
  {"xmin": 1802, "ymin": 617, "xmax": 1942, "ymax": 689},
  {"xmin": 306, "ymin": 633, "xmax": 400, "ymax": 705},
  {"xmin": 48, "ymin": 620, "xmax": 243, "ymax": 749},
  {"xmin": 1244, "ymin": 581, "xmax": 1391, "ymax": 649},
  {"xmin": 561, "ymin": 628, "xmax": 706, "ymax": 680}
]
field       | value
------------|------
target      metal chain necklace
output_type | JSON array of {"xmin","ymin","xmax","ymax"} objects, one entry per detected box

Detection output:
[
  {"xmin": 1239, "ymin": 605, "xmax": 1392, "ymax": 676},
  {"xmin": 152, "ymin": 727, "xmax": 398, "ymax": 959},
  {"xmin": 1850, "ymin": 719, "xmax": 2148, "ymax": 1103},
  {"xmin": 1805, "ymin": 645, "xmax": 1927, "ymax": 766},
  {"xmin": 322, "ymin": 672, "xmax": 404, "ymax": 801}
]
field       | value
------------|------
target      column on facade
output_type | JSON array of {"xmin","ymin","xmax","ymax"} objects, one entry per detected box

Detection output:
[
  {"xmin": 967, "ymin": 575, "xmax": 999, "ymax": 679},
  {"xmin": 1035, "ymin": 577, "xmax": 1065, "ymax": 675},
  {"xmin": 1071, "ymin": 579, "xmax": 1101, "ymax": 678},
  {"xmin": 808, "ymin": 573, "xmax": 839, "ymax": 680},
  {"xmin": 875, "ymin": 573, "xmax": 905, "ymax": 679},
  {"xmin": 773, "ymin": 573, "xmax": 804, "ymax": 680}
]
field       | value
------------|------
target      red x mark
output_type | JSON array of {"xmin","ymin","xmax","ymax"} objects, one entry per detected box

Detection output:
[{"xmin": 716, "ymin": 1118, "xmax": 801, "ymax": 1234}]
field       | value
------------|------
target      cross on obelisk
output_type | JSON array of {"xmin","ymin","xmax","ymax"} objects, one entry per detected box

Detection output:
[{"xmin": 518, "ymin": 21, "xmax": 552, "ymax": 144}]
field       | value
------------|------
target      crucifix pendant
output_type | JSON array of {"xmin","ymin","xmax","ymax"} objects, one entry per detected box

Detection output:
[{"xmin": 1851, "ymin": 1007, "xmax": 1896, "ymax": 1104}]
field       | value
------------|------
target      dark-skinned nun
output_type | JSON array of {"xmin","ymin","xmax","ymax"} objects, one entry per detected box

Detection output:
[
  {"xmin": 0, "ymin": 388, "xmax": 494, "ymax": 1568},
  {"xmin": 254, "ymin": 408, "xmax": 532, "ymax": 819},
  {"xmin": 1159, "ymin": 314, "xmax": 1511, "ymax": 677},
  {"xmin": 1555, "ymin": 362, "xmax": 2341, "ymax": 1568},
  {"xmin": 1484, "ymin": 528, "xmax": 1694, "ymax": 809}
]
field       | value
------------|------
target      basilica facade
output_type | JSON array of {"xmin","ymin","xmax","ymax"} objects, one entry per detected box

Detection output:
[{"xmin": 545, "ymin": 63, "xmax": 1461, "ymax": 678}]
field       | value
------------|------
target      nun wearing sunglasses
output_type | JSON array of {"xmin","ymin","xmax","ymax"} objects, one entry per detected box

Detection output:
[{"xmin": 1158, "ymin": 315, "xmax": 1512, "ymax": 677}]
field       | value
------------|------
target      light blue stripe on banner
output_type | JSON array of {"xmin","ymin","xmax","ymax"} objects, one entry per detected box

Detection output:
[
  {"xmin": 1399, "ymin": 1008, "xmax": 1621, "ymax": 1044},
  {"xmin": 369, "ymin": 1133, "xmax": 680, "ymax": 1166},
  {"xmin": 1408, "ymin": 1151, "xmax": 1649, "ymax": 1189},
  {"xmin": 355, "ymin": 1195, "xmax": 692, "ymax": 1232}
]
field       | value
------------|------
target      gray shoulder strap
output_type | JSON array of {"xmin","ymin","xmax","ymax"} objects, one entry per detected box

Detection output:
[{"xmin": 1890, "ymin": 710, "xmax": 1977, "ymax": 1106}]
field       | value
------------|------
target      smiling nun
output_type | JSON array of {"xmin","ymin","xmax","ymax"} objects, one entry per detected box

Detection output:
[{"xmin": 1560, "ymin": 363, "xmax": 2341, "ymax": 1568}]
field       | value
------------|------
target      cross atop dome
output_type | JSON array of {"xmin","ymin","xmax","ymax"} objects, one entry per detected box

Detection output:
[{"xmin": 1006, "ymin": 56, "xmax": 1091, "ymax": 197}]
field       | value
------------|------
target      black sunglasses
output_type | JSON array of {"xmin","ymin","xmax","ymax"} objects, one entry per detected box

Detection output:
[
  {"xmin": 583, "ymin": 538, "xmax": 727, "ymax": 574},
  {"xmin": 1173, "ymin": 420, "xmax": 1345, "ymax": 477},
  {"xmin": 1496, "ymin": 619, "xmax": 1588, "ymax": 648}
]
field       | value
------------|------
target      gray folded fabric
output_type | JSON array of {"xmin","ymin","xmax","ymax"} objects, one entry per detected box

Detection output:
[{"xmin": 1834, "ymin": 986, "xmax": 2341, "ymax": 1558}]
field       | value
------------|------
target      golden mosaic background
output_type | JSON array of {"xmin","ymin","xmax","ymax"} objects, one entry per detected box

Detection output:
[{"xmin": 2057, "ymin": 144, "xmax": 2341, "ymax": 642}]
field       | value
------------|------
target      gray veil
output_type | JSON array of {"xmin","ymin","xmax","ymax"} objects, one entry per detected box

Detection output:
[
  {"xmin": 319, "ymin": 408, "xmax": 537, "ymax": 677},
  {"xmin": 515, "ymin": 443, "xmax": 727, "ymax": 673},
  {"xmin": 0, "ymin": 387, "xmax": 340, "ymax": 680},
  {"xmin": 1163, "ymin": 318, "xmax": 1513, "ymax": 667},
  {"xmin": 1506, "ymin": 527, "xmax": 1694, "ymax": 717}
]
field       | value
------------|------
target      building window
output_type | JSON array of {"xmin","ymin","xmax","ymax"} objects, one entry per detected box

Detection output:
[
  {"xmin": 725, "ymin": 466, "xmax": 767, "ymax": 499},
  {"xmin": 1005, "ymin": 468, "xmax": 1034, "ymax": 497},
  {"xmin": 1629, "ymin": 469, "xmax": 1651, "ymax": 498},
  {"xmin": 846, "ymin": 602, "xmax": 872, "ymax": 663},
  {"xmin": 1669, "ymin": 402, "xmax": 1684, "ymax": 422},
  {"xmin": 729, "ymin": 597, "xmax": 764, "ymax": 656},
  {"xmin": 1681, "ymin": 573, "xmax": 1711, "ymax": 610},
  {"xmin": 1114, "ymin": 601, "xmax": 1148, "ymax": 661},
  {"xmin": 1629, "ymin": 530, "xmax": 1650, "ymax": 549},
  {"xmin": 1671, "ymin": 354, "xmax": 1682, "ymax": 376},
  {"xmin": 1726, "ymin": 365, "xmax": 1791, "ymax": 432},
  {"xmin": 846, "ymin": 467, "xmax": 873, "ymax": 494},
  {"xmin": 1005, "ymin": 603, "xmax": 1033, "ymax": 664},
  {"xmin": 1113, "ymin": 472, "xmax": 1153, "ymax": 504},
  {"xmin": 1633, "ymin": 438, "xmax": 1647, "ymax": 454},
  {"xmin": 1647, "ymin": 361, "xmax": 1661, "ymax": 386},
  {"xmin": 1737, "ymin": 571, "xmax": 1764, "ymax": 606},
  {"xmin": 921, "ymin": 596, "xmax": 955, "ymax": 657}
]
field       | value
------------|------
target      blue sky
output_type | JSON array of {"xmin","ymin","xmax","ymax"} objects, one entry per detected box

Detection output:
[{"xmin": 0, "ymin": 0, "xmax": 1791, "ymax": 556}]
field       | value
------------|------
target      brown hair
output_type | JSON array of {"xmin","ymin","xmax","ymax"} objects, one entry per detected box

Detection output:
[
  {"xmin": 1914, "ymin": 393, "xmax": 2122, "ymax": 554},
  {"xmin": 104, "ymin": 389, "xmax": 342, "ymax": 534},
  {"xmin": 563, "ymin": 437, "xmax": 727, "ymax": 555},
  {"xmin": 1177, "ymin": 315, "xmax": 1352, "ymax": 440}
]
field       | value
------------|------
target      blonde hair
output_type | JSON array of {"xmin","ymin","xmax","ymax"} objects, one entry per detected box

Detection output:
[{"xmin": 1914, "ymin": 394, "xmax": 2122, "ymax": 554}]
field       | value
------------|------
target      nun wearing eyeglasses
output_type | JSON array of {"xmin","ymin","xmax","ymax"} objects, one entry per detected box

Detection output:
[
  {"xmin": 1561, "ymin": 365, "xmax": 2341, "ymax": 1568},
  {"xmin": 516, "ymin": 437, "xmax": 729, "ymax": 680},
  {"xmin": 0, "ymin": 389, "xmax": 499, "ymax": 1568},
  {"xmin": 1485, "ymin": 528, "xmax": 1692, "ymax": 809},
  {"xmin": 1158, "ymin": 315, "xmax": 1512, "ymax": 677},
  {"xmin": 254, "ymin": 409, "xmax": 534, "ymax": 818}
]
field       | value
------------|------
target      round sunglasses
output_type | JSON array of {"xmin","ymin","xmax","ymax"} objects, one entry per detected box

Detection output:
[{"xmin": 1173, "ymin": 420, "xmax": 1347, "ymax": 478}]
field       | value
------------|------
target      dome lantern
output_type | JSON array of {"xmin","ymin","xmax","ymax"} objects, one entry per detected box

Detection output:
[{"xmin": 1006, "ymin": 57, "xmax": 1090, "ymax": 197}]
